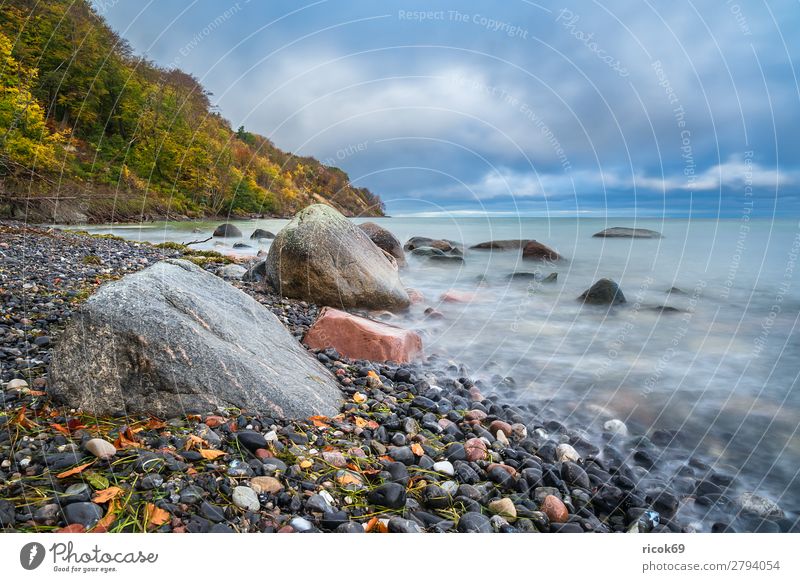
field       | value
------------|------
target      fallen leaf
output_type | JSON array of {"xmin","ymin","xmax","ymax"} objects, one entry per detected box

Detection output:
[
  {"xmin": 354, "ymin": 417, "xmax": 368, "ymax": 428},
  {"xmin": 92, "ymin": 499, "xmax": 119, "ymax": 533},
  {"xmin": 51, "ymin": 423, "xmax": 71, "ymax": 436},
  {"xmin": 146, "ymin": 418, "xmax": 166, "ymax": 430},
  {"xmin": 299, "ymin": 459, "xmax": 313, "ymax": 469},
  {"xmin": 365, "ymin": 517, "xmax": 379, "ymax": 532},
  {"xmin": 67, "ymin": 418, "xmax": 87, "ymax": 432},
  {"xmin": 367, "ymin": 370, "xmax": 380, "ymax": 380},
  {"xmin": 144, "ymin": 503, "xmax": 170, "ymax": 528},
  {"xmin": 85, "ymin": 472, "xmax": 110, "ymax": 490},
  {"xmin": 184, "ymin": 434, "xmax": 205, "ymax": 451},
  {"xmin": 113, "ymin": 426, "xmax": 140, "ymax": 449},
  {"xmin": 353, "ymin": 392, "xmax": 367, "ymax": 404},
  {"xmin": 336, "ymin": 472, "xmax": 362, "ymax": 486},
  {"xmin": 410, "ymin": 443, "xmax": 424, "ymax": 456},
  {"xmin": 198, "ymin": 449, "xmax": 226, "ymax": 460},
  {"xmin": 309, "ymin": 415, "xmax": 330, "ymax": 428},
  {"xmin": 29, "ymin": 390, "xmax": 47, "ymax": 396},
  {"xmin": 11, "ymin": 406, "xmax": 37, "ymax": 430},
  {"xmin": 57, "ymin": 461, "xmax": 95, "ymax": 478},
  {"xmin": 93, "ymin": 486, "xmax": 123, "ymax": 504}
]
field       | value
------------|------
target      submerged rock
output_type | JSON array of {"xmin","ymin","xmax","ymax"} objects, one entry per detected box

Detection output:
[
  {"xmin": 578, "ymin": 278, "xmax": 626, "ymax": 305},
  {"xmin": 213, "ymin": 223, "xmax": 243, "ymax": 238},
  {"xmin": 471, "ymin": 239, "xmax": 529, "ymax": 250},
  {"xmin": 250, "ymin": 229, "xmax": 275, "ymax": 240},
  {"xmin": 304, "ymin": 307, "xmax": 422, "ymax": 363},
  {"xmin": 266, "ymin": 205, "xmax": 409, "ymax": 310},
  {"xmin": 592, "ymin": 227, "xmax": 662, "ymax": 239},
  {"xmin": 49, "ymin": 259, "xmax": 342, "ymax": 418}
]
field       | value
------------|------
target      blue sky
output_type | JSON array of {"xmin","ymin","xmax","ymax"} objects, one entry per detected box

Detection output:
[{"xmin": 94, "ymin": 0, "xmax": 800, "ymax": 217}]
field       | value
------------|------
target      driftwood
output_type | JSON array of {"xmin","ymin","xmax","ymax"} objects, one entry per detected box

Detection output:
[{"xmin": 185, "ymin": 236, "xmax": 212, "ymax": 246}]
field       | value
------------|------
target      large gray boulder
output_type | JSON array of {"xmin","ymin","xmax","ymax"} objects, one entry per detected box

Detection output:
[
  {"xmin": 266, "ymin": 205, "xmax": 409, "ymax": 310},
  {"xmin": 213, "ymin": 223, "xmax": 242, "ymax": 237},
  {"xmin": 48, "ymin": 259, "xmax": 342, "ymax": 419}
]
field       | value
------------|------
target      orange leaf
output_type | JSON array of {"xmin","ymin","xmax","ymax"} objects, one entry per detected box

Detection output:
[
  {"xmin": 92, "ymin": 498, "xmax": 119, "ymax": 533},
  {"xmin": 184, "ymin": 434, "xmax": 205, "ymax": 451},
  {"xmin": 51, "ymin": 423, "xmax": 71, "ymax": 436},
  {"xmin": 57, "ymin": 461, "xmax": 94, "ymax": 478},
  {"xmin": 12, "ymin": 405, "xmax": 37, "ymax": 430},
  {"xmin": 114, "ymin": 426, "xmax": 140, "ymax": 449},
  {"xmin": 309, "ymin": 415, "xmax": 330, "ymax": 428},
  {"xmin": 198, "ymin": 449, "xmax": 226, "ymax": 460},
  {"xmin": 410, "ymin": 443, "xmax": 424, "ymax": 456},
  {"xmin": 354, "ymin": 417, "xmax": 368, "ymax": 428},
  {"xmin": 365, "ymin": 516, "xmax": 379, "ymax": 532},
  {"xmin": 29, "ymin": 390, "xmax": 47, "ymax": 396},
  {"xmin": 145, "ymin": 503, "xmax": 170, "ymax": 528},
  {"xmin": 93, "ymin": 486, "xmax": 123, "ymax": 504},
  {"xmin": 367, "ymin": 371, "xmax": 380, "ymax": 380},
  {"xmin": 146, "ymin": 418, "xmax": 166, "ymax": 430}
]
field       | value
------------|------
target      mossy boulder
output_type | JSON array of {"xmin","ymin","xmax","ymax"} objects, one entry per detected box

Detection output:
[{"xmin": 266, "ymin": 205, "xmax": 409, "ymax": 310}]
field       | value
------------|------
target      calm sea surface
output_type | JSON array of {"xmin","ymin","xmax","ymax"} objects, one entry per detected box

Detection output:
[{"xmin": 80, "ymin": 216, "xmax": 800, "ymax": 526}]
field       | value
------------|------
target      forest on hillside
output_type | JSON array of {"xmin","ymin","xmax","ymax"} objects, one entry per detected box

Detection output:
[{"xmin": 0, "ymin": 0, "xmax": 384, "ymax": 222}]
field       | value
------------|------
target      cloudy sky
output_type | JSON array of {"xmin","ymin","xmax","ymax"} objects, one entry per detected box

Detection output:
[{"xmin": 94, "ymin": 0, "xmax": 800, "ymax": 217}]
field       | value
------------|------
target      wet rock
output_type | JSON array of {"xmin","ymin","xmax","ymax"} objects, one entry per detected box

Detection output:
[
  {"xmin": 592, "ymin": 227, "xmax": 662, "ymax": 239},
  {"xmin": 250, "ymin": 229, "xmax": 275, "ymax": 240},
  {"xmin": 541, "ymin": 495, "xmax": 568, "ymax": 523},
  {"xmin": 578, "ymin": 279, "xmax": 626, "ymax": 305},
  {"xmin": 488, "ymin": 498, "xmax": 517, "ymax": 522},
  {"xmin": 388, "ymin": 516, "xmax": 423, "ymax": 533},
  {"xmin": 457, "ymin": 512, "xmax": 492, "ymax": 533},
  {"xmin": 63, "ymin": 502, "xmax": 104, "ymax": 528},
  {"xmin": 368, "ymin": 483, "xmax": 406, "ymax": 509},
  {"xmin": 735, "ymin": 493, "xmax": 783, "ymax": 519},
  {"xmin": 213, "ymin": 223, "xmax": 243, "ymax": 238},
  {"xmin": 522, "ymin": 240, "xmax": 562, "ymax": 261}
]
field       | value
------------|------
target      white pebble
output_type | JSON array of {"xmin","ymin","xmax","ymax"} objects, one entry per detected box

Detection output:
[
  {"xmin": 556, "ymin": 443, "xmax": 581, "ymax": 463},
  {"xmin": 603, "ymin": 419, "xmax": 628, "ymax": 436},
  {"xmin": 433, "ymin": 461, "xmax": 455, "ymax": 476}
]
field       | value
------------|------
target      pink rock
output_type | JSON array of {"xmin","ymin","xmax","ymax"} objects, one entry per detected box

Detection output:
[
  {"xmin": 488, "ymin": 420, "xmax": 513, "ymax": 437},
  {"xmin": 255, "ymin": 448, "xmax": 274, "ymax": 460},
  {"xmin": 465, "ymin": 410, "xmax": 487, "ymax": 423},
  {"xmin": 406, "ymin": 288, "xmax": 425, "ymax": 304},
  {"xmin": 469, "ymin": 387, "xmax": 484, "ymax": 402},
  {"xmin": 440, "ymin": 290, "xmax": 478, "ymax": 303},
  {"xmin": 542, "ymin": 495, "xmax": 569, "ymax": 523},
  {"xmin": 304, "ymin": 307, "xmax": 422, "ymax": 363},
  {"xmin": 465, "ymin": 438, "xmax": 488, "ymax": 462}
]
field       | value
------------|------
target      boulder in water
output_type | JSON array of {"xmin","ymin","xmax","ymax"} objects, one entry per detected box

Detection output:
[
  {"xmin": 49, "ymin": 259, "xmax": 342, "ymax": 418},
  {"xmin": 359, "ymin": 222, "xmax": 406, "ymax": 267},
  {"xmin": 265, "ymin": 204, "xmax": 409, "ymax": 310},
  {"xmin": 592, "ymin": 227, "xmax": 662, "ymax": 239},
  {"xmin": 250, "ymin": 228, "xmax": 275, "ymax": 240},
  {"xmin": 522, "ymin": 240, "xmax": 562, "ymax": 261},
  {"xmin": 213, "ymin": 223, "xmax": 242, "ymax": 238},
  {"xmin": 471, "ymin": 239, "xmax": 528, "ymax": 250},
  {"xmin": 578, "ymin": 278, "xmax": 626, "ymax": 305}
]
